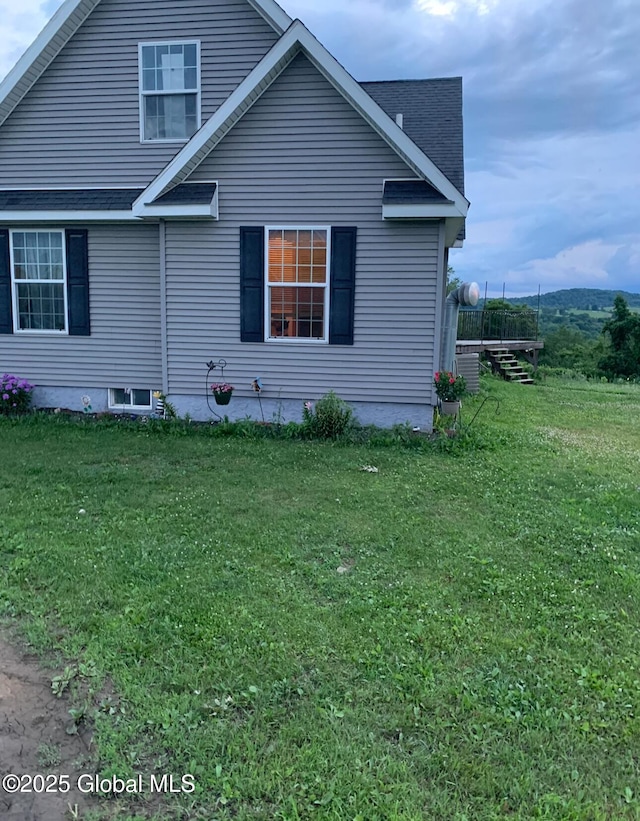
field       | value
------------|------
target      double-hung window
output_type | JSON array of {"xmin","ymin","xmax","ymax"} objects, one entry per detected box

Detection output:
[
  {"xmin": 11, "ymin": 231, "xmax": 67, "ymax": 332},
  {"xmin": 266, "ymin": 227, "xmax": 330, "ymax": 341},
  {"xmin": 139, "ymin": 41, "xmax": 200, "ymax": 142},
  {"xmin": 240, "ymin": 226, "xmax": 357, "ymax": 346},
  {"xmin": 0, "ymin": 228, "xmax": 89, "ymax": 336}
]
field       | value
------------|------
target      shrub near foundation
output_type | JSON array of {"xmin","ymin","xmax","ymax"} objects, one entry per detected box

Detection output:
[
  {"xmin": 302, "ymin": 390, "xmax": 353, "ymax": 438},
  {"xmin": 0, "ymin": 373, "xmax": 34, "ymax": 415}
]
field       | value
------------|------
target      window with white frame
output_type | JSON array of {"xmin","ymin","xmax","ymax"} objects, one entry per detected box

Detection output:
[
  {"xmin": 139, "ymin": 41, "xmax": 200, "ymax": 142},
  {"xmin": 108, "ymin": 388, "xmax": 152, "ymax": 410},
  {"xmin": 11, "ymin": 230, "xmax": 67, "ymax": 332},
  {"xmin": 266, "ymin": 227, "xmax": 330, "ymax": 341}
]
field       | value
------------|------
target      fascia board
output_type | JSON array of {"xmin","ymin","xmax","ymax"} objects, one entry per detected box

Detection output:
[
  {"xmin": 444, "ymin": 217, "xmax": 465, "ymax": 247},
  {"xmin": 138, "ymin": 20, "xmax": 469, "ymax": 214},
  {"xmin": 0, "ymin": 0, "xmax": 99, "ymax": 127},
  {"xmin": 137, "ymin": 204, "xmax": 217, "ymax": 219},
  {"xmin": 382, "ymin": 203, "xmax": 463, "ymax": 219},
  {"xmin": 0, "ymin": 210, "xmax": 138, "ymax": 221},
  {"xmin": 246, "ymin": 0, "xmax": 292, "ymax": 34}
]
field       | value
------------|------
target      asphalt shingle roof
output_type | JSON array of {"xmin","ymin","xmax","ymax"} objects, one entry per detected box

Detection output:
[
  {"xmin": 0, "ymin": 189, "xmax": 143, "ymax": 210},
  {"xmin": 382, "ymin": 179, "xmax": 450, "ymax": 204},
  {"xmin": 360, "ymin": 77, "xmax": 464, "ymax": 195},
  {"xmin": 151, "ymin": 183, "xmax": 218, "ymax": 205}
]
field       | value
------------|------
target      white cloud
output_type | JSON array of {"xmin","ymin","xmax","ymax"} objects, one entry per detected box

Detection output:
[
  {"xmin": 414, "ymin": 0, "xmax": 503, "ymax": 17},
  {"xmin": 415, "ymin": 0, "xmax": 458, "ymax": 17},
  {"xmin": 507, "ymin": 240, "xmax": 623, "ymax": 293}
]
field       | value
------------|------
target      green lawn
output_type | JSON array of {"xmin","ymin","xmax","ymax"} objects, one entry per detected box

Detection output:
[{"xmin": 1, "ymin": 377, "xmax": 640, "ymax": 820}]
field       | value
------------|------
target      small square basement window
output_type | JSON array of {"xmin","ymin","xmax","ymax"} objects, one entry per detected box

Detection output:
[{"xmin": 108, "ymin": 388, "xmax": 152, "ymax": 410}]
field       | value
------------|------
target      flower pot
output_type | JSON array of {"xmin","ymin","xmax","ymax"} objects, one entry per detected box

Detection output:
[
  {"xmin": 440, "ymin": 399, "xmax": 461, "ymax": 416},
  {"xmin": 213, "ymin": 392, "xmax": 232, "ymax": 406}
]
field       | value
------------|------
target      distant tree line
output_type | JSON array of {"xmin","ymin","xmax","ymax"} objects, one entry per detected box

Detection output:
[
  {"xmin": 509, "ymin": 287, "xmax": 640, "ymax": 312},
  {"xmin": 533, "ymin": 296, "xmax": 639, "ymax": 379}
]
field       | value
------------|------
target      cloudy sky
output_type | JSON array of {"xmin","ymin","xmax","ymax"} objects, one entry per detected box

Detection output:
[{"xmin": 0, "ymin": 0, "xmax": 638, "ymax": 297}]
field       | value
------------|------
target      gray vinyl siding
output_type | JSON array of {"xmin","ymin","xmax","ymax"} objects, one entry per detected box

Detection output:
[
  {"xmin": 165, "ymin": 53, "xmax": 441, "ymax": 405},
  {"xmin": 0, "ymin": 224, "xmax": 162, "ymax": 387},
  {"xmin": 0, "ymin": 0, "xmax": 278, "ymax": 187}
]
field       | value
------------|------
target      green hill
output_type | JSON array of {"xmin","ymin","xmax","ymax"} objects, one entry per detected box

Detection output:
[{"xmin": 508, "ymin": 288, "xmax": 640, "ymax": 311}]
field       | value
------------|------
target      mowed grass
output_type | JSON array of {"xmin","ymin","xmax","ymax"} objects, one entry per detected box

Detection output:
[{"xmin": 1, "ymin": 377, "xmax": 640, "ymax": 820}]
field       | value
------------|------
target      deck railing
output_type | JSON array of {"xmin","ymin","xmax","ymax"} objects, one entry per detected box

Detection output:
[{"xmin": 457, "ymin": 309, "xmax": 539, "ymax": 342}]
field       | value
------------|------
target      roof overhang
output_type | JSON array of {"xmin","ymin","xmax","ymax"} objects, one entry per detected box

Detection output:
[
  {"xmin": 382, "ymin": 209, "xmax": 465, "ymax": 246},
  {"xmin": 135, "ymin": 20, "xmax": 469, "ymax": 218},
  {"xmin": 0, "ymin": 210, "xmax": 138, "ymax": 222},
  {"xmin": 0, "ymin": 185, "xmax": 219, "ymax": 222},
  {"xmin": 383, "ymin": 203, "xmax": 459, "ymax": 219},
  {"xmin": 137, "ymin": 191, "xmax": 219, "ymax": 220},
  {"xmin": 0, "ymin": 0, "xmax": 292, "ymax": 129}
]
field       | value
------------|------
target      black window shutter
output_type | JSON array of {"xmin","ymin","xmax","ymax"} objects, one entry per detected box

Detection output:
[
  {"xmin": 0, "ymin": 229, "xmax": 12, "ymax": 334},
  {"xmin": 240, "ymin": 226, "xmax": 264, "ymax": 342},
  {"xmin": 329, "ymin": 226, "xmax": 357, "ymax": 345},
  {"xmin": 65, "ymin": 228, "xmax": 90, "ymax": 336}
]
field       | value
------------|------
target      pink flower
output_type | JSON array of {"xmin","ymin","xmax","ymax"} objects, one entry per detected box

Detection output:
[{"xmin": 449, "ymin": 377, "xmax": 455, "ymax": 384}]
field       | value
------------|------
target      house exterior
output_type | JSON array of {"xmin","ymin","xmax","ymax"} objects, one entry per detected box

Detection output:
[{"xmin": 0, "ymin": 0, "xmax": 469, "ymax": 427}]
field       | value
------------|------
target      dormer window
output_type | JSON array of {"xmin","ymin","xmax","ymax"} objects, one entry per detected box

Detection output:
[{"xmin": 139, "ymin": 41, "xmax": 200, "ymax": 142}]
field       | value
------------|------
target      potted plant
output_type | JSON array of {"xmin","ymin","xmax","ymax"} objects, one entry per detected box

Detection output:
[
  {"xmin": 434, "ymin": 370, "xmax": 466, "ymax": 415},
  {"xmin": 210, "ymin": 382, "xmax": 234, "ymax": 406}
]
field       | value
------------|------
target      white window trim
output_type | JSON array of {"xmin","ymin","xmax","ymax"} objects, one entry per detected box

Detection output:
[
  {"xmin": 138, "ymin": 40, "xmax": 201, "ymax": 144},
  {"xmin": 108, "ymin": 388, "xmax": 153, "ymax": 411},
  {"xmin": 9, "ymin": 228, "xmax": 68, "ymax": 334},
  {"xmin": 264, "ymin": 225, "xmax": 331, "ymax": 344}
]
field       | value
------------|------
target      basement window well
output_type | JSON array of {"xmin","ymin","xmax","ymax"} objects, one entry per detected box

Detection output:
[{"xmin": 108, "ymin": 388, "xmax": 152, "ymax": 410}]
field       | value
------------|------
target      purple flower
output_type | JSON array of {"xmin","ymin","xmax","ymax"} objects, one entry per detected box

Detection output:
[{"xmin": 2, "ymin": 394, "xmax": 9, "ymax": 401}]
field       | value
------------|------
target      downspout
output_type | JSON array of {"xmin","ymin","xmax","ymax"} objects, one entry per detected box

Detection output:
[{"xmin": 440, "ymin": 281, "xmax": 480, "ymax": 373}]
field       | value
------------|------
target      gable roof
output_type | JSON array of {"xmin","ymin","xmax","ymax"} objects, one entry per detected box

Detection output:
[
  {"xmin": 135, "ymin": 20, "xmax": 469, "ymax": 219},
  {"xmin": 362, "ymin": 79, "xmax": 464, "ymax": 195},
  {"xmin": 0, "ymin": 0, "xmax": 292, "ymax": 129}
]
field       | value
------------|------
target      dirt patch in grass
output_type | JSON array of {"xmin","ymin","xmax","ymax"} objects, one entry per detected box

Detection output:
[{"xmin": 0, "ymin": 627, "xmax": 97, "ymax": 821}]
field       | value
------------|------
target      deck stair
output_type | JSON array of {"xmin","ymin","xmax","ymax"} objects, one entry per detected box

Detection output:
[{"xmin": 486, "ymin": 347, "xmax": 534, "ymax": 385}]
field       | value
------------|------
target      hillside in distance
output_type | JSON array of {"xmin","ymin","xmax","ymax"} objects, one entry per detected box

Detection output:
[{"xmin": 508, "ymin": 288, "xmax": 640, "ymax": 310}]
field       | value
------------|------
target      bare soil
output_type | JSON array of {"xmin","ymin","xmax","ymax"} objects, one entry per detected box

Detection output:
[{"xmin": 0, "ymin": 627, "xmax": 98, "ymax": 820}]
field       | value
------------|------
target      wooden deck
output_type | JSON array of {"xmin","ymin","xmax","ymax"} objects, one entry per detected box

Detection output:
[{"xmin": 456, "ymin": 339, "xmax": 544, "ymax": 354}]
